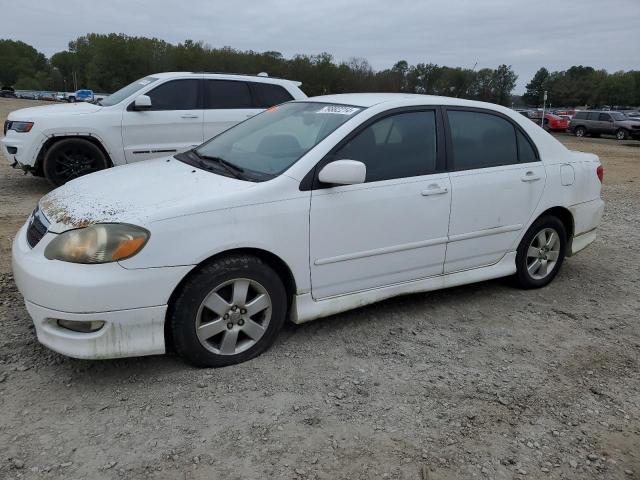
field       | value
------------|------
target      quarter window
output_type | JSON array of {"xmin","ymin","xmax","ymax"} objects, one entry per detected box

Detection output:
[
  {"xmin": 447, "ymin": 110, "xmax": 517, "ymax": 170},
  {"xmin": 205, "ymin": 80, "xmax": 253, "ymax": 109},
  {"xmin": 574, "ymin": 112, "xmax": 588, "ymax": 120},
  {"xmin": 146, "ymin": 79, "xmax": 200, "ymax": 110},
  {"xmin": 334, "ymin": 111, "xmax": 437, "ymax": 183},
  {"xmin": 250, "ymin": 83, "xmax": 294, "ymax": 108},
  {"xmin": 517, "ymin": 130, "xmax": 538, "ymax": 163}
]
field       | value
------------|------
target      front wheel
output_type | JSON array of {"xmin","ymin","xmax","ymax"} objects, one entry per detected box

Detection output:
[
  {"xmin": 515, "ymin": 216, "xmax": 567, "ymax": 289},
  {"xmin": 170, "ymin": 255, "xmax": 287, "ymax": 368},
  {"xmin": 42, "ymin": 138, "xmax": 108, "ymax": 186}
]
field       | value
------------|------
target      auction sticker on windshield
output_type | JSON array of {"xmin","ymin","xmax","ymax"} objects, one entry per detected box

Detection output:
[{"xmin": 316, "ymin": 105, "xmax": 361, "ymax": 115}]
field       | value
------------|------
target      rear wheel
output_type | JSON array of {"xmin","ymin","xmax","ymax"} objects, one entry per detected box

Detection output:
[
  {"xmin": 616, "ymin": 128, "xmax": 629, "ymax": 140},
  {"xmin": 574, "ymin": 126, "xmax": 587, "ymax": 137},
  {"xmin": 42, "ymin": 138, "xmax": 108, "ymax": 187},
  {"xmin": 515, "ymin": 216, "xmax": 567, "ymax": 289},
  {"xmin": 170, "ymin": 255, "xmax": 287, "ymax": 368}
]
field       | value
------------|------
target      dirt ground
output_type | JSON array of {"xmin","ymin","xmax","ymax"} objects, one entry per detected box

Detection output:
[{"xmin": 0, "ymin": 98, "xmax": 638, "ymax": 480}]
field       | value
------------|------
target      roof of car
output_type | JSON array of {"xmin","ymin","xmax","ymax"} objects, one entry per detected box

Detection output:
[
  {"xmin": 300, "ymin": 93, "xmax": 512, "ymax": 110},
  {"xmin": 148, "ymin": 71, "xmax": 302, "ymax": 86}
]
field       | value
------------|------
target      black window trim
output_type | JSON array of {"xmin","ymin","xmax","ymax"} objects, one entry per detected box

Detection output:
[
  {"xmin": 300, "ymin": 105, "xmax": 447, "ymax": 191},
  {"xmin": 442, "ymin": 106, "xmax": 540, "ymax": 172}
]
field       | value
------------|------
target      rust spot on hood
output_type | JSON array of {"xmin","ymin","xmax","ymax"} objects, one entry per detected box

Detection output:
[{"xmin": 39, "ymin": 186, "xmax": 130, "ymax": 229}]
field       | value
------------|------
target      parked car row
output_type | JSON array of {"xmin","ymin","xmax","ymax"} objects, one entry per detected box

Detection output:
[
  {"xmin": 516, "ymin": 107, "xmax": 640, "ymax": 140},
  {"xmin": 6, "ymin": 83, "xmax": 605, "ymax": 366}
]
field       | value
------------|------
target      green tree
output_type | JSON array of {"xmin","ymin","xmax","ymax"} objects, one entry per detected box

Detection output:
[{"xmin": 523, "ymin": 67, "xmax": 549, "ymax": 106}]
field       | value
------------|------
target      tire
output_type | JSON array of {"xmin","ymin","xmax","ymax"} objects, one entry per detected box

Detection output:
[
  {"xmin": 616, "ymin": 128, "xmax": 629, "ymax": 141},
  {"xmin": 574, "ymin": 126, "xmax": 587, "ymax": 137},
  {"xmin": 170, "ymin": 254, "xmax": 288, "ymax": 368},
  {"xmin": 42, "ymin": 138, "xmax": 108, "ymax": 187},
  {"xmin": 68, "ymin": 96, "xmax": 75, "ymax": 103},
  {"xmin": 515, "ymin": 216, "xmax": 567, "ymax": 289}
]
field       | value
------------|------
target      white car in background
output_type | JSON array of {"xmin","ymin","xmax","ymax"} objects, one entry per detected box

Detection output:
[
  {"xmin": 1, "ymin": 72, "xmax": 306, "ymax": 186},
  {"xmin": 12, "ymin": 94, "xmax": 604, "ymax": 367}
]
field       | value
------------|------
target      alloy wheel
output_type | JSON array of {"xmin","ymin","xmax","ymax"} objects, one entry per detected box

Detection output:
[
  {"xmin": 526, "ymin": 228, "xmax": 561, "ymax": 280},
  {"xmin": 195, "ymin": 278, "xmax": 272, "ymax": 355},
  {"xmin": 53, "ymin": 146, "xmax": 101, "ymax": 182}
]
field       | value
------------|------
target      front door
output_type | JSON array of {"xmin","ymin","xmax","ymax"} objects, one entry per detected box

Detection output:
[
  {"xmin": 121, "ymin": 78, "xmax": 204, "ymax": 163},
  {"xmin": 443, "ymin": 108, "xmax": 546, "ymax": 273},
  {"xmin": 309, "ymin": 109, "xmax": 451, "ymax": 299}
]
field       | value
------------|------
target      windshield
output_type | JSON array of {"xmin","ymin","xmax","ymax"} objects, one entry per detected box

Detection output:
[
  {"xmin": 193, "ymin": 102, "xmax": 362, "ymax": 177},
  {"xmin": 99, "ymin": 76, "xmax": 158, "ymax": 106},
  {"xmin": 611, "ymin": 112, "xmax": 628, "ymax": 121}
]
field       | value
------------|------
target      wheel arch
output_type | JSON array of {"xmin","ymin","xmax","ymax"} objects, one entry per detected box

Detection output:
[
  {"xmin": 534, "ymin": 206, "xmax": 574, "ymax": 241},
  {"xmin": 164, "ymin": 247, "xmax": 298, "ymax": 352},
  {"xmin": 35, "ymin": 134, "xmax": 114, "ymax": 175}
]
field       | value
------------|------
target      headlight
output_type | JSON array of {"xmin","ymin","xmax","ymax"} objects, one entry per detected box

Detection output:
[
  {"xmin": 8, "ymin": 121, "xmax": 34, "ymax": 133},
  {"xmin": 44, "ymin": 223, "xmax": 149, "ymax": 264}
]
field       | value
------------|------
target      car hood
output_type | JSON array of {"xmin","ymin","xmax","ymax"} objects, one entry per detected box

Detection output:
[
  {"xmin": 39, "ymin": 157, "xmax": 257, "ymax": 233},
  {"xmin": 9, "ymin": 102, "xmax": 102, "ymax": 120}
]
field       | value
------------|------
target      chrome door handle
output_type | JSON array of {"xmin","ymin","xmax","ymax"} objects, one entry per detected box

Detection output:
[
  {"xmin": 421, "ymin": 185, "xmax": 448, "ymax": 196},
  {"xmin": 521, "ymin": 171, "xmax": 541, "ymax": 182},
  {"xmin": 180, "ymin": 114, "xmax": 199, "ymax": 119}
]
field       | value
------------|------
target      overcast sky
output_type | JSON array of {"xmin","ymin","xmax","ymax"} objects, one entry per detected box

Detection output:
[{"xmin": 3, "ymin": 0, "xmax": 638, "ymax": 93}]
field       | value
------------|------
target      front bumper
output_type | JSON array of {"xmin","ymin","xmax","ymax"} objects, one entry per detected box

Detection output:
[
  {"xmin": 25, "ymin": 301, "xmax": 167, "ymax": 359},
  {"xmin": 1, "ymin": 130, "xmax": 44, "ymax": 168},
  {"xmin": 12, "ymin": 222, "xmax": 194, "ymax": 359}
]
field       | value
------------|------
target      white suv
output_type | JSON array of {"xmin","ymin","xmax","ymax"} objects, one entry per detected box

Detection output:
[{"xmin": 1, "ymin": 72, "xmax": 306, "ymax": 185}]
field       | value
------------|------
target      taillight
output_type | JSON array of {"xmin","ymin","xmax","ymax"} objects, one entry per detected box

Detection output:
[{"xmin": 596, "ymin": 165, "xmax": 604, "ymax": 183}]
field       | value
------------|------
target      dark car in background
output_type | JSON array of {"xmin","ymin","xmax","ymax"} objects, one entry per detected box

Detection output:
[{"xmin": 570, "ymin": 111, "xmax": 640, "ymax": 140}]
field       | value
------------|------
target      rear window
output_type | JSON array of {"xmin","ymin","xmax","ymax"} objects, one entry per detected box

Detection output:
[
  {"xmin": 205, "ymin": 80, "xmax": 253, "ymax": 109},
  {"xmin": 447, "ymin": 110, "xmax": 518, "ymax": 170},
  {"xmin": 251, "ymin": 82, "xmax": 294, "ymax": 108}
]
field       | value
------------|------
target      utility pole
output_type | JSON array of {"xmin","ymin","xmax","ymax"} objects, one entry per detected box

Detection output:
[{"xmin": 541, "ymin": 90, "xmax": 547, "ymax": 127}]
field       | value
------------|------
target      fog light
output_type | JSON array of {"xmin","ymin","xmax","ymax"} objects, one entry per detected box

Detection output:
[
  {"xmin": 56, "ymin": 319, "xmax": 105, "ymax": 333},
  {"xmin": 7, "ymin": 146, "xmax": 17, "ymax": 154}
]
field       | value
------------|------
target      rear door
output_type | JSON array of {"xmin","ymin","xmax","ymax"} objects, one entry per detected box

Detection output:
[
  {"xmin": 202, "ymin": 80, "xmax": 262, "ymax": 140},
  {"xmin": 598, "ymin": 113, "xmax": 614, "ymax": 134},
  {"xmin": 443, "ymin": 108, "xmax": 545, "ymax": 273},
  {"xmin": 121, "ymin": 78, "xmax": 203, "ymax": 163}
]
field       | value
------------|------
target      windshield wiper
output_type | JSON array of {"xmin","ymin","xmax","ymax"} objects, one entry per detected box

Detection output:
[{"xmin": 193, "ymin": 151, "xmax": 246, "ymax": 179}]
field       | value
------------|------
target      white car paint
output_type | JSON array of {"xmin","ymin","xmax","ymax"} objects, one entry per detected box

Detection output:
[
  {"xmin": 12, "ymin": 93, "xmax": 605, "ymax": 360},
  {"xmin": 1, "ymin": 72, "xmax": 306, "ymax": 169}
]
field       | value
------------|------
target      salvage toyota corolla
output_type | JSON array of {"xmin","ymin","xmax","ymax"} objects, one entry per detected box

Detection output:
[{"xmin": 12, "ymin": 94, "xmax": 605, "ymax": 367}]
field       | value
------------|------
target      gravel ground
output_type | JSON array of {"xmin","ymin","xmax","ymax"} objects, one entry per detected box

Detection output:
[{"xmin": 0, "ymin": 98, "xmax": 638, "ymax": 480}]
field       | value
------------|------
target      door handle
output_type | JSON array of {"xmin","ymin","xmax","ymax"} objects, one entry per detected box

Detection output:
[
  {"xmin": 180, "ymin": 114, "xmax": 199, "ymax": 119},
  {"xmin": 421, "ymin": 184, "xmax": 448, "ymax": 196},
  {"xmin": 521, "ymin": 171, "xmax": 541, "ymax": 182}
]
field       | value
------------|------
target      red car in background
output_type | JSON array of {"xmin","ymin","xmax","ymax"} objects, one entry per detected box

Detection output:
[{"xmin": 529, "ymin": 112, "xmax": 570, "ymax": 131}]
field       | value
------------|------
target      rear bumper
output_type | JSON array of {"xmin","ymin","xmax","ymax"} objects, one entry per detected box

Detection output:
[{"xmin": 568, "ymin": 198, "xmax": 605, "ymax": 256}]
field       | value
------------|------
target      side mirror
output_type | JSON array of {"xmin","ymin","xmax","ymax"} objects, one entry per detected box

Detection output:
[
  {"xmin": 318, "ymin": 160, "xmax": 366, "ymax": 185},
  {"xmin": 133, "ymin": 95, "xmax": 151, "ymax": 110}
]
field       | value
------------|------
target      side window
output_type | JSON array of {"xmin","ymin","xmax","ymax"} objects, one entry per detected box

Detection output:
[
  {"xmin": 334, "ymin": 111, "xmax": 437, "ymax": 183},
  {"xmin": 574, "ymin": 112, "xmax": 587, "ymax": 120},
  {"xmin": 205, "ymin": 80, "xmax": 252, "ymax": 109},
  {"xmin": 587, "ymin": 112, "xmax": 600, "ymax": 121},
  {"xmin": 447, "ymin": 110, "xmax": 517, "ymax": 170},
  {"xmin": 598, "ymin": 113, "xmax": 611, "ymax": 122},
  {"xmin": 146, "ymin": 79, "xmax": 199, "ymax": 110},
  {"xmin": 251, "ymin": 83, "xmax": 294, "ymax": 108},
  {"xmin": 517, "ymin": 130, "xmax": 538, "ymax": 163}
]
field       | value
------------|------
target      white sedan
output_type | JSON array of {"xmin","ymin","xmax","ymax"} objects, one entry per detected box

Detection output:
[{"xmin": 12, "ymin": 94, "xmax": 605, "ymax": 367}]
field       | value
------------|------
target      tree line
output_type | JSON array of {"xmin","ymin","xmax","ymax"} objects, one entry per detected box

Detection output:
[
  {"xmin": 1, "ymin": 34, "xmax": 638, "ymax": 108},
  {"xmin": 523, "ymin": 66, "xmax": 640, "ymax": 108}
]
